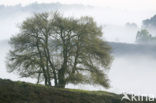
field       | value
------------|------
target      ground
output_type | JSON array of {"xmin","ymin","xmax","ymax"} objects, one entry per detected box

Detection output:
[{"xmin": 0, "ymin": 79, "xmax": 155, "ymax": 103}]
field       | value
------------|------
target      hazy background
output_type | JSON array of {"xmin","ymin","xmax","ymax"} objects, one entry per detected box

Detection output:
[{"xmin": 0, "ymin": 1, "xmax": 156, "ymax": 96}]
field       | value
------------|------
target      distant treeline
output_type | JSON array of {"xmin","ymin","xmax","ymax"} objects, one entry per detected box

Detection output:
[
  {"xmin": 108, "ymin": 42, "xmax": 156, "ymax": 57},
  {"xmin": 143, "ymin": 15, "xmax": 156, "ymax": 28},
  {"xmin": 0, "ymin": 2, "xmax": 92, "ymax": 18}
]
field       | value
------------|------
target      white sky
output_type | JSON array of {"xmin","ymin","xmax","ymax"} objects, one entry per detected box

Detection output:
[{"xmin": 0, "ymin": 0, "xmax": 156, "ymax": 11}]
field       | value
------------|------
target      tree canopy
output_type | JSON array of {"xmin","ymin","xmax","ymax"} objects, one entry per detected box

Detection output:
[
  {"xmin": 136, "ymin": 29, "xmax": 156, "ymax": 43},
  {"xmin": 143, "ymin": 15, "xmax": 156, "ymax": 28},
  {"xmin": 7, "ymin": 12, "xmax": 113, "ymax": 88}
]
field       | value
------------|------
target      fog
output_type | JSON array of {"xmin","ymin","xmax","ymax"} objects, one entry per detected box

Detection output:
[
  {"xmin": 0, "ymin": 3, "xmax": 156, "ymax": 42},
  {"xmin": 0, "ymin": 3, "xmax": 156, "ymax": 96}
]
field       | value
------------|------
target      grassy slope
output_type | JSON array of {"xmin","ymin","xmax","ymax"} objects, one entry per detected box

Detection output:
[{"xmin": 0, "ymin": 79, "xmax": 155, "ymax": 103}]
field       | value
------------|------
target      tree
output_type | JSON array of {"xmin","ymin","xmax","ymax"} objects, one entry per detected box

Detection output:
[
  {"xmin": 136, "ymin": 29, "xmax": 152, "ymax": 43},
  {"xmin": 7, "ymin": 12, "xmax": 113, "ymax": 88}
]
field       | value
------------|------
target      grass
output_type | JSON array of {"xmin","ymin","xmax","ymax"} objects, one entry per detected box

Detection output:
[{"xmin": 0, "ymin": 78, "xmax": 155, "ymax": 103}]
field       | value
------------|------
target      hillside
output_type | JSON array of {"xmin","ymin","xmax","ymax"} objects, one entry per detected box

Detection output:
[{"xmin": 0, "ymin": 79, "xmax": 155, "ymax": 103}]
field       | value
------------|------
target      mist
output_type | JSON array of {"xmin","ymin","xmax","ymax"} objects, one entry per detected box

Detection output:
[
  {"xmin": 0, "ymin": 3, "xmax": 155, "ymax": 42},
  {"xmin": 0, "ymin": 2, "xmax": 156, "ymax": 96}
]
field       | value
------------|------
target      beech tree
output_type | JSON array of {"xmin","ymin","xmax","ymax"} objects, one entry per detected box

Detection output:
[{"xmin": 7, "ymin": 12, "xmax": 113, "ymax": 88}]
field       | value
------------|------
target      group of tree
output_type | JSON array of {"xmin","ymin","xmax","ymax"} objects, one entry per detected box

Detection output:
[
  {"xmin": 136, "ymin": 14, "xmax": 156, "ymax": 44},
  {"xmin": 136, "ymin": 29, "xmax": 156, "ymax": 43},
  {"xmin": 143, "ymin": 15, "xmax": 156, "ymax": 28},
  {"xmin": 7, "ymin": 12, "xmax": 113, "ymax": 88}
]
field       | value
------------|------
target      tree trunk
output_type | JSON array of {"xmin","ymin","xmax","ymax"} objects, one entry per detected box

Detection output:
[
  {"xmin": 36, "ymin": 37, "xmax": 48, "ymax": 86},
  {"xmin": 44, "ymin": 32, "xmax": 58, "ymax": 87},
  {"xmin": 58, "ymin": 59, "xmax": 67, "ymax": 88},
  {"xmin": 45, "ymin": 41, "xmax": 58, "ymax": 86},
  {"xmin": 58, "ymin": 68, "xmax": 66, "ymax": 88},
  {"xmin": 43, "ymin": 47, "xmax": 51, "ymax": 86},
  {"xmin": 36, "ymin": 72, "xmax": 41, "ymax": 84}
]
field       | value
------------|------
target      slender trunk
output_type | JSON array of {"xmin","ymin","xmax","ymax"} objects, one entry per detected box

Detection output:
[
  {"xmin": 44, "ymin": 32, "xmax": 58, "ymax": 87},
  {"xmin": 46, "ymin": 62, "xmax": 51, "ymax": 86},
  {"xmin": 43, "ymin": 47, "xmax": 51, "ymax": 86},
  {"xmin": 72, "ymin": 35, "xmax": 80, "ymax": 73},
  {"xmin": 48, "ymin": 57, "xmax": 58, "ymax": 87},
  {"xmin": 43, "ymin": 34, "xmax": 53, "ymax": 86},
  {"xmin": 36, "ymin": 38, "xmax": 48, "ymax": 86},
  {"xmin": 46, "ymin": 45, "xmax": 58, "ymax": 87},
  {"xmin": 36, "ymin": 72, "xmax": 41, "ymax": 84}
]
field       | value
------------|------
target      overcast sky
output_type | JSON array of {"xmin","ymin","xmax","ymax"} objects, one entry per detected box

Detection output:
[
  {"xmin": 0, "ymin": 0, "xmax": 156, "ymax": 11},
  {"xmin": 1, "ymin": 0, "xmax": 156, "ymax": 95}
]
